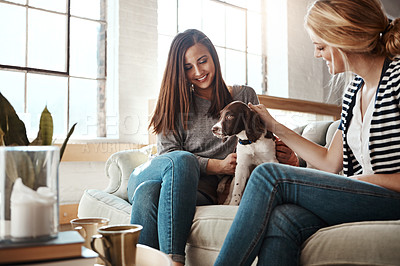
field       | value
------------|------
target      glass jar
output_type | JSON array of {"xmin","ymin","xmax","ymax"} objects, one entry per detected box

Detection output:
[{"xmin": 0, "ymin": 146, "xmax": 59, "ymax": 242}]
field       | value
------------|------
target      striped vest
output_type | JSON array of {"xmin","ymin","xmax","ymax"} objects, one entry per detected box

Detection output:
[{"xmin": 341, "ymin": 57, "xmax": 400, "ymax": 176}]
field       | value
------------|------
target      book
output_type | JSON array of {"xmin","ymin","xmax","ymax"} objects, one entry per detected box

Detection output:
[
  {"xmin": 24, "ymin": 247, "xmax": 98, "ymax": 266},
  {"xmin": 0, "ymin": 231, "xmax": 84, "ymax": 264}
]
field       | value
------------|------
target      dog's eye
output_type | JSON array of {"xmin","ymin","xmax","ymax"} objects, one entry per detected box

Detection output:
[{"xmin": 226, "ymin": 115, "xmax": 235, "ymax": 120}]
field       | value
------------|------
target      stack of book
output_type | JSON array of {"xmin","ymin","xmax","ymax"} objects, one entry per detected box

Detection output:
[{"xmin": 0, "ymin": 231, "xmax": 98, "ymax": 265}]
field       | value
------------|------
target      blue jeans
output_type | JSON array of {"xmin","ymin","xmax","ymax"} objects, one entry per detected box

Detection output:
[
  {"xmin": 127, "ymin": 151, "xmax": 209, "ymax": 264},
  {"xmin": 214, "ymin": 163, "xmax": 400, "ymax": 266}
]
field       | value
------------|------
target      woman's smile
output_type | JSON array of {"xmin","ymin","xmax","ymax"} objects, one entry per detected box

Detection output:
[{"xmin": 196, "ymin": 74, "xmax": 208, "ymax": 82}]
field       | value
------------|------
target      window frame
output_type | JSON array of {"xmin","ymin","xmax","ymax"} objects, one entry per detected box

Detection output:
[{"xmin": 0, "ymin": 0, "xmax": 108, "ymax": 138}]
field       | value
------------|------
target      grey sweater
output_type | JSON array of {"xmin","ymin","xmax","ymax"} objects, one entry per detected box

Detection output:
[{"xmin": 157, "ymin": 85, "xmax": 259, "ymax": 202}]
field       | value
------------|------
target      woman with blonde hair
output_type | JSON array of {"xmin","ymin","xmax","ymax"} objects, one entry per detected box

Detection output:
[
  {"xmin": 214, "ymin": 0, "xmax": 400, "ymax": 265},
  {"xmin": 127, "ymin": 29, "xmax": 297, "ymax": 265}
]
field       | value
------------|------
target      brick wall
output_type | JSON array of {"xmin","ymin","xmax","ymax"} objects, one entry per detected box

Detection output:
[{"xmin": 118, "ymin": 0, "xmax": 158, "ymax": 144}]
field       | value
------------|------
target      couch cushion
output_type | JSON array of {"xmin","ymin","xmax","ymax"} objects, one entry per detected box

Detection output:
[
  {"xmin": 301, "ymin": 220, "xmax": 400, "ymax": 265},
  {"xmin": 78, "ymin": 189, "xmax": 131, "ymax": 224},
  {"xmin": 186, "ymin": 205, "xmax": 257, "ymax": 266},
  {"xmin": 187, "ymin": 205, "xmax": 238, "ymax": 250}
]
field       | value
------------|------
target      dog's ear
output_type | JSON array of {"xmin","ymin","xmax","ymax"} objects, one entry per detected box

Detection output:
[
  {"xmin": 265, "ymin": 130, "xmax": 274, "ymax": 139},
  {"xmin": 244, "ymin": 108, "xmax": 264, "ymax": 142}
]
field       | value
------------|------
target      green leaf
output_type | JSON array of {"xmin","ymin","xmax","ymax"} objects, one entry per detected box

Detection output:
[
  {"xmin": 39, "ymin": 106, "xmax": 53, "ymax": 145},
  {"xmin": 30, "ymin": 106, "xmax": 54, "ymax": 146},
  {"xmin": 0, "ymin": 92, "xmax": 30, "ymax": 146},
  {"xmin": 0, "ymin": 127, "xmax": 5, "ymax": 146},
  {"xmin": 60, "ymin": 122, "xmax": 77, "ymax": 161}
]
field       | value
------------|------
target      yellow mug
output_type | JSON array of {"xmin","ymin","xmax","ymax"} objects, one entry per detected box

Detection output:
[{"xmin": 91, "ymin": 224, "xmax": 143, "ymax": 266}]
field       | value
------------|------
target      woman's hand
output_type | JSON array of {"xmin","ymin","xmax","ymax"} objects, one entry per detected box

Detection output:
[
  {"xmin": 207, "ymin": 153, "xmax": 237, "ymax": 175},
  {"xmin": 248, "ymin": 103, "xmax": 277, "ymax": 132},
  {"xmin": 275, "ymin": 139, "xmax": 299, "ymax": 166}
]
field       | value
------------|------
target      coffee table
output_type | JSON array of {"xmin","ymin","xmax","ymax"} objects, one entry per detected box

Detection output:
[{"xmin": 94, "ymin": 244, "xmax": 173, "ymax": 266}]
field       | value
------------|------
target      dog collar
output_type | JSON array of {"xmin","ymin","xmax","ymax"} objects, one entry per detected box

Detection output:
[{"xmin": 238, "ymin": 138, "xmax": 253, "ymax": 145}]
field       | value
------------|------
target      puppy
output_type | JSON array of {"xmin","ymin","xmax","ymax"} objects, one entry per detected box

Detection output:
[{"xmin": 212, "ymin": 101, "xmax": 278, "ymax": 205}]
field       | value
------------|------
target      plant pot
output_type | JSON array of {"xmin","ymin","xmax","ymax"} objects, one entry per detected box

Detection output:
[{"xmin": 0, "ymin": 146, "xmax": 59, "ymax": 243}]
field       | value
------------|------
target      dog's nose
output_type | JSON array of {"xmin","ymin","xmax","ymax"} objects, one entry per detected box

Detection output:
[{"xmin": 212, "ymin": 126, "xmax": 219, "ymax": 134}]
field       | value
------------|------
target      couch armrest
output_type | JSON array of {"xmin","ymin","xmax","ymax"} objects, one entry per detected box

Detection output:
[{"xmin": 104, "ymin": 145, "xmax": 155, "ymax": 200}]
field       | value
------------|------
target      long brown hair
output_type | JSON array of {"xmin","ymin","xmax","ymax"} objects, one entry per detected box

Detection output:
[{"xmin": 150, "ymin": 29, "xmax": 232, "ymax": 135}]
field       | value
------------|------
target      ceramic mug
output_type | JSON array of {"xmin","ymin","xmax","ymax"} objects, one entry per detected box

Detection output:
[
  {"xmin": 91, "ymin": 224, "xmax": 143, "ymax": 266},
  {"xmin": 70, "ymin": 217, "xmax": 110, "ymax": 249}
]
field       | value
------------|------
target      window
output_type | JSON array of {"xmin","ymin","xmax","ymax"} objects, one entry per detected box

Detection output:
[
  {"xmin": 158, "ymin": 0, "xmax": 265, "ymax": 94},
  {"xmin": 0, "ymin": 0, "xmax": 115, "ymax": 140}
]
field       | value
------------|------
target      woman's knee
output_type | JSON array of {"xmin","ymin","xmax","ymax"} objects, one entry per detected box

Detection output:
[
  {"xmin": 131, "ymin": 181, "xmax": 161, "ymax": 209},
  {"xmin": 252, "ymin": 162, "xmax": 295, "ymax": 181},
  {"xmin": 165, "ymin": 151, "xmax": 200, "ymax": 177},
  {"xmin": 251, "ymin": 162, "xmax": 280, "ymax": 182},
  {"xmin": 254, "ymin": 162, "xmax": 287, "ymax": 173}
]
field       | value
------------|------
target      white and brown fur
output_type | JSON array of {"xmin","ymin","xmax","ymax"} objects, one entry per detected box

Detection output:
[{"xmin": 212, "ymin": 101, "xmax": 278, "ymax": 205}]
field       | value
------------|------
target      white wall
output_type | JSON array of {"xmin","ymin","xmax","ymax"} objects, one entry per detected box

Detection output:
[
  {"xmin": 381, "ymin": 0, "xmax": 400, "ymax": 18},
  {"xmin": 287, "ymin": 0, "xmax": 326, "ymax": 103},
  {"xmin": 266, "ymin": 0, "xmax": 289, "ymax": 98},
  {"xmin": 267, "ymin": 0, "xmax": 335, "ymax": 104},
  {"xmin": 268, "ymin": 0, "xmax": 399, "ymax": 105},
  {"xmin": 118, "ymin": 0, "xmax": 158, "ymax": 144}
]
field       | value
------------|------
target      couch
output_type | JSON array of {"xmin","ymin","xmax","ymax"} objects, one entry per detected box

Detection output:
[{"xmin": 78, "ymin": 120, "xmax": 400, "ymax": 265}]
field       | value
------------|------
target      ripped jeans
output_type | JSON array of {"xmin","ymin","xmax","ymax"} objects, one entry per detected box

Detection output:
[{"xmin": 214, "ymin": 163, "xmax": 400, "ymax": 266}]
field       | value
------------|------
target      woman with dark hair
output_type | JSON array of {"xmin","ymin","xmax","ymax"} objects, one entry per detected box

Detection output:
[
  {"xmin": 127, "ymin": 29, "xmax": 297, "ymax": 265},
  {"xmin": 214, "ymin": 0, "xmax": 400, "ymax": 265}
]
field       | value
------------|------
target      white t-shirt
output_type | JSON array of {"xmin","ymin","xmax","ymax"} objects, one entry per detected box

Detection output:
[{"xmin": 347, "ymin": 90, "xmax": 375, "ymax": 175}]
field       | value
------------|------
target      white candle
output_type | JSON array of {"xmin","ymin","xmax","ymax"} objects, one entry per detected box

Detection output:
[{"xmin": 10, "ymin": 178, "xmax": 56, "ymax": 239}]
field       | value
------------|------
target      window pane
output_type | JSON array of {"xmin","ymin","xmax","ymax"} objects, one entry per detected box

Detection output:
[
  {"xmin": 226, "ymin": 6, "xmax": 246, "ymax": 51},
  {"xmin": 28, "ymin": 9, "xmax": 67, "ymax": 72},
  {"xmin": 225, "ymin": 0, "xmax": 246, "ymax": 8},
  {"xmin": 247, "ymin": 12, "xmax": 262, "ymax": 55},
  {"xmin": 158, "ymin": 0, "xmax": 177, "ymax": 35},
  {"xmin": 158, "ymin": 35, "xmax": 174, "ymax": 82},
  {"xmin": 247, "ymin": 0, "xmax": 262, "ymax": 11},
  {"xmin": 178, "ymin": 0, "xmax": 202, "ymax": 32},
  {"xmin": 30, "ymin": 0, "xmax": 67, "ymax": 13},
  {"xmin": 69, "ymin": 78, "xmax": 97, "ymax": 138},
  {"xmin": 248, "ymin": 54, "xmax": 263, "ymax": 94},
  {"xmin": 26, "ymin": 74, "xmax": 67, "ymax": 137},
  {"xmin": 216, "ymin": 47, "xmax": 226, "ymax": 81},
  {"xmin": 7, "ymin": 0, "xmax": 26, "ymax": 4},
  {"xmin": 202, "ymin": 0, "xmax": 225, "ymax": 47},
  {"xmin": 70, "ymin": 18, "xmax": 105, "ymax": 78},
  {"xmin": 0, "ymin": 70, "xmax": 25, "ymax": 113},
  {"xmin": 0, "ymin": 3, "xmax": 26, "ymax": 67},
  {"xmin": 71, "ymin": 0, "xmax": 105, "ymax": 21},
  {"xmin": 225, "ymin": 49, "xmax": 245, "ymax": 85}
]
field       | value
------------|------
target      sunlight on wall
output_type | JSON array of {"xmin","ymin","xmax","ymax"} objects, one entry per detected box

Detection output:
[{"xmin": 266, "ymin": 0, "xmax": 288, "ymax": 98}]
